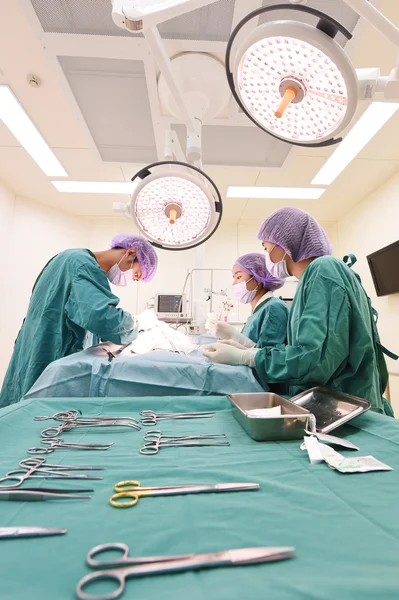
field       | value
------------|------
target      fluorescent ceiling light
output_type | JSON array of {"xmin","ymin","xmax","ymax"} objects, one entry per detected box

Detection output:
[
  {"xmin": 312, "ymin": 102, "xmax": 399, "ymax": 185},
  {"xmin": 52, "ymin": 181, "xmax": 138, "ymax": 194},
  {"xmin": 226, "ymin": 186, "xmax": 325, "ymax": 200},
  {"xmin": 0, "ymin": 85, "xmax": 67, "ymax": 177}
]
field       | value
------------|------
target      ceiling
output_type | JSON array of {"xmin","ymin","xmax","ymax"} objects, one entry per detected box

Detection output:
[{"xmin": 0, "ymin": 0, "xmax": 398, "ymax": 223}]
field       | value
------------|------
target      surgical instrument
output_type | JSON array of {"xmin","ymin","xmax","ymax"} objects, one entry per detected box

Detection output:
[
  {"xmin": 109, "ymin": 480, "xmax": 260, "ymax": 508},
  {"xmin": 0, "ymin": 488, "xmax": 93, "ymax": 501},
  {"xmin": 0, "ymin": 527, "xmax": 67, "ymax": 538},
  {"xmin": 140, "ymin": 410, "xmax": 215, "ymax": 426},
  {"xmin": 86, "ymin": 542, "xmax": 192, "ymax": 568},
  {"xmin": 27, "ymin": 438, "xmax": 114, "ymax": 455},
  {"xmin": 102, "ymin": 343, "xmax": 132, "ymax": 362},
  {"xmin": 140, "ymin": 430, "xmax": 230, "ymax": 455},
  {"xmin": 76, "ymin": 543, "xmax": 296, "ymax": 600},
  {"xmin": 38, "ymin": 414, "xmax": 141, "ymax": 439},
  {"xmin": 35, "ymin": 410, "xmax": 140, "ymax": 427},
  {"xmin": 0, "ymin": 457, "xmax": 103, "ymax": 488},
  {"xmin": 40, "ymin": 421, "xmax": 140, "ymax": 439}
]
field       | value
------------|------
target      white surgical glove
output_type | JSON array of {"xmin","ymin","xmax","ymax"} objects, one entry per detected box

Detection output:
[
  {"xmin": 219, "ymin": 338, "xmax": 250, "ymax": 350},
  {"xmin": 204, "ymin": 314, "xmax": 255, "ymax": 348},
  {"xmin": 202, "ymin": 343, "xmax": 259, "ymax": 367}
]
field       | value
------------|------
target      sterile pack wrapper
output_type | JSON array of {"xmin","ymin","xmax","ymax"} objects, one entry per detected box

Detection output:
[{"xmin": 319, "ymin": 443, "xmax": 393, "ymax": 473}]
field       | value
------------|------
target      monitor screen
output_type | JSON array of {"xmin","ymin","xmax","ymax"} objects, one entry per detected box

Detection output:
[
  {"xmin": 157, "ymin": 295, "xmax": 183, "ymax": 313},
  {"xmin": 367, "ymin": 241, "xmax": 399, "ymax": 297}
]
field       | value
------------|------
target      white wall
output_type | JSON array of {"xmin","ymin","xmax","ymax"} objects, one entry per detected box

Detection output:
[
  {"xmin": 338, "ymin": 173, "xmax": 399, "ymax": 413},
  {"xmin": 0, "ymin": 182, "xmax": 88, "ymax": 384},
  {"xmin": 0, "ymin": 181, "xmax": 15, "ymax": 383}
]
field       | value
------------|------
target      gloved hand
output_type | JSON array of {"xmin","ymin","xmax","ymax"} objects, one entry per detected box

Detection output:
[
  {"xmin": 219, "ymin": 338, "xmax": 250, "ymax": 350},
  {"xmin": 202, "ymin": 343, "xmax": 258, "ymax": 367},
  {"xmin": 205, "ymin": 314, "xmax": 255, "ymax": 348}
]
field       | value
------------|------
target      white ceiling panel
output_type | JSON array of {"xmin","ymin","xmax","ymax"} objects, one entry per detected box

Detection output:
[
  {"xmin": 30, "ymin": 0, "xmax": 236, "ymax": 41},
  {"xmin": 54, "ymin": 149, "xmax": 125, "ymax": 180},
  {"xmin": 256, "ymin": 155, "xmax": 326, "ymax": 186},
  {"xmin": 237, "ymin": 157, "xmax": 399, "ymax": 221},
  {"xmin": 58, "ymin": 56, "xmax": 158, "ymax": 163},
  {"xmin": 0, "ymin": 121, "xmax": 20, "ymax": 147},
  {"xmin": 172, "ymin": 124, "xmax": 291, "ymax": 167}
]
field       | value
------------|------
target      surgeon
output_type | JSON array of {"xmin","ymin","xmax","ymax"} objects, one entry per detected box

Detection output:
[
  {"xmin": 0, "ymin": 233, "xmax": 158, "ymax": 408},
  {"xmin": 205, "ymin": 253, "xmax": 288, "ymax": 348},
  {"xmin": 203, "ymin": 208, "xmax": 393, "ymax": 415}
]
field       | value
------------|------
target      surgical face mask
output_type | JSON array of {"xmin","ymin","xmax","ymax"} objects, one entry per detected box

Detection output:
[
  {"xmin": 265, "ymin": 246, "xmax": 290, "ymax": 279},
  {"xmin": 232, "ymin": 277, "xmax": 258, "ymax": 304},
  {"xmin": 107, "ymin": 253, "xmax": 135, "ymax": 287}
]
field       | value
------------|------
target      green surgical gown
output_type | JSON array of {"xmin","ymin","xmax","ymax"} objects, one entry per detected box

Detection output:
[
  {"xmin": 254, "ymin": 256, "xmax": 389, "ymax": 414},
  {"xmin": 0, "ymin": 249, "xmax": 137, "ymax": 408},
  {"xmin": 241, "ymin": 297, "xmax": 289, "ymax": 348}
]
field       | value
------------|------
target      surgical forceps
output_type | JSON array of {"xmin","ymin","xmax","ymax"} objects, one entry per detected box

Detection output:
[
  {"xmin": 0, "ymin": 527, "xmax": 67, "ymax": 538},
  {"xmin": 140, "ymin": 430, "xmax": 230, "ymax": 455},
  {"xmin": 35, "ymin": 410, "xmax": 141, "ymax": 429},
  {"xmin": 139, "ymin": 410, "xmax": 215, "ymax": 426},
  {"xmin": 38, "ymin": 414, "xmax": 141, "ymax": 439},
  {"xmin": 27, "ymin": 438, "xmax": 114, "ymax": 455},
  {"xmin": 0, "ymin": 488, "xmax": 94, "ymax": 501},
  {"xmin": 76, "ymin": 542, "xmax": 295, "ymax": 600},
  {"xmin": 0, "ymin": 457, "xmax": 103, "ymax": 488}
]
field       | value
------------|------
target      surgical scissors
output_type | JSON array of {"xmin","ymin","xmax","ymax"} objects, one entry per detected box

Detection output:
[
  {"xmin": 109, "ymin": 479, "xmax": 260, "ymax": 508},
  {"xmin": 0, "ymin": 457, "xmax": 104, "ymax": 488},
  {"xmin": 76, "ymin": 543, "xmax": 296, "ymax": 600},
  {"xmin": 140, "ymin": 430, "xmax": 230, "ymax": 455},
  {"xmin": 27, "ymin": 438, "xmax": 114, "ymax": 455},
  {"xmin": 139, "ymin": 410, "xmax": 215, "ymax": 426}
]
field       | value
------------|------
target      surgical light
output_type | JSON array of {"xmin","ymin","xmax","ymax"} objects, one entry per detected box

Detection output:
[
  {"xmin": 226, "ymin": 4, "xmax": 358, "ymax": 147},
  {"xmin": 128, "ymin": 161, "xmax": 223, "ymax": 251}
]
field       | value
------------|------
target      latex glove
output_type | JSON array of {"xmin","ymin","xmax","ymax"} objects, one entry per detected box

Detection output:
[
  {"xmin": 205, "ymin": 314, "xmax": 255, "ymax": 348},
  {"xmin": 202, "ymin": 343, "xmax": 258, "ymax": 367},
  {"xmin": 219, "ymin": 338, "xmax": 250, "ymax": 350}
]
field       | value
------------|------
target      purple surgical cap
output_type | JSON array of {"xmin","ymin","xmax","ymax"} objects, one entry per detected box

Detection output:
[
  {"xmin": 234, "ymin": 253, "xmax": 284, "ymax": 292},
  {"xmin": 257, "ymin": 208, "xmax": 332, "ymax": 262},
  {"xmin": 110, "ymin": 233, "xmax": 158, "ymax": 282}
]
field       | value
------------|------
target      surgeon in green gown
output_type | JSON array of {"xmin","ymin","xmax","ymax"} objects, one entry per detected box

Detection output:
[
  {"xmin": 205, "ymin": 253, "xmax": 288, "ymax": 349},
  {"xmin": 0, "ymin": 233, "xmax": 158, "ymax": 408},
  {"xmin": 203, "ymin": 208, "xmax": 395, "ymax": 415}
]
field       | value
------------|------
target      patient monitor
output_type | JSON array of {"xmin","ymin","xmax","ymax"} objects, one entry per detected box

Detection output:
[{"xmin": 155, "ymin": 294, "xmax": 188, "ymax": 321}]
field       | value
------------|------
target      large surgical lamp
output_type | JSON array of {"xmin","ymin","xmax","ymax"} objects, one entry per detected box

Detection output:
[
  {"xmin": 111, "ymin": 0, "xmax": 399, "ymax": 236},
  {"xmin": 226, "ymin": 4, "xmax": 359, "ymax": 147},
  {"xmin": 119, "ymin": 161, "xmax": 222, "ymax": 251},
  {"xmin": 111, "ymin": 0, "xmax": 227, "ymax": 249}
]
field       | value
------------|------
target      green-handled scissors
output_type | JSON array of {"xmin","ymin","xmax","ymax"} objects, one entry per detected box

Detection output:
[{"xmin": 110, "ymin": 479, "xmax": 260, "ymax": 508}]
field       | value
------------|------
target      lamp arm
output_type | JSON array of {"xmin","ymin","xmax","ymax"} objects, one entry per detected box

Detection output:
[{"xmin": 111, "ymin": 0, "xmax": 220, "ymax": 32}]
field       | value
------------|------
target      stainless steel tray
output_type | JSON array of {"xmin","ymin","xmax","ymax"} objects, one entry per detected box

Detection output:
[
  {"xmin": 227, "ymin": 393, "xmax": 311, "ymax": 442},
  {"xmin": 290, "ymin": 387, "xmax": 370, "ymax": 434}
]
